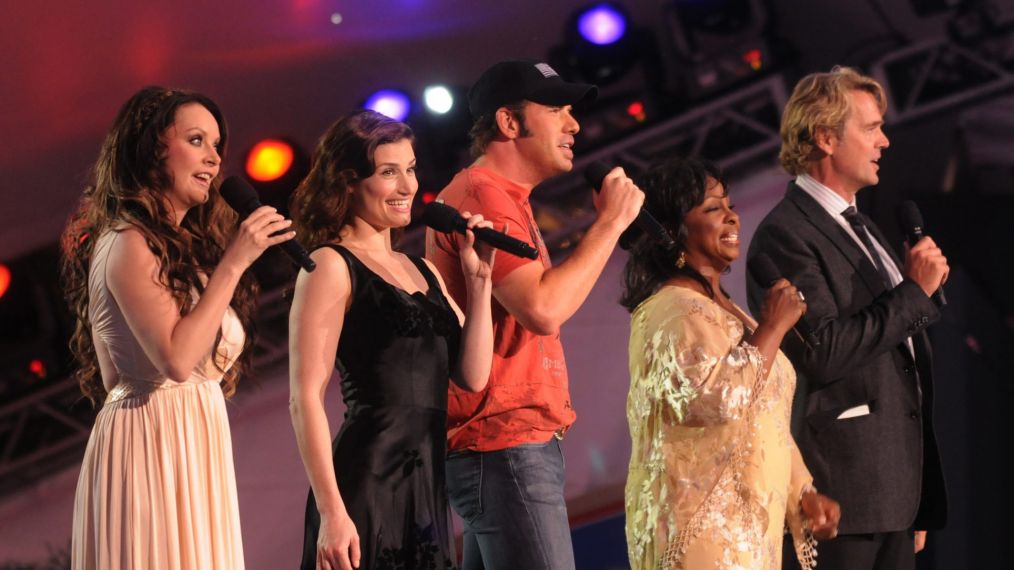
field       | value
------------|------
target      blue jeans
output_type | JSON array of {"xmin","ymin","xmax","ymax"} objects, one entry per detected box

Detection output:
[{"xmin": 446, "ymin": 438, "xmax": 575, "ymax": 570}]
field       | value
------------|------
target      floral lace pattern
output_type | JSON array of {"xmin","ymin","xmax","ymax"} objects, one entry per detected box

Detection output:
[
  {"xmin": 625, "ymin": 286, "xmax": 816, "ymax": 570},
  {"xmin": 373, "ymin": 284, "xmax": 459, "ymax": 338}
]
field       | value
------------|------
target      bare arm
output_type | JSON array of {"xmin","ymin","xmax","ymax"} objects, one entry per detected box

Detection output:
[
  {"xmin": 288, "ymin": 247, "xmax": 360, "ymax": 569},
  {"xmin": 107, "ymin": 207, "xmax": 292, "ymax": 382},
  {"xmin": 423, "ymin": 213, "xmax": 494, "ymax": 392},
  {"xmin": 494, "ymin": 167, "xmax": 643, "ymax": 335}
]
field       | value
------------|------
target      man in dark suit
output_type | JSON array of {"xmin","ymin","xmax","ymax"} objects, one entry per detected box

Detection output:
[{"xmin": 747, "ymin": 67, "xmax": 949, "ymax": 569}]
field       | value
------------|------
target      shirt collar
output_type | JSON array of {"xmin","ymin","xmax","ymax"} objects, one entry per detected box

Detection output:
[{"xmin": 796, "ymin": 173, "xmax": 856, "ymax": 218}]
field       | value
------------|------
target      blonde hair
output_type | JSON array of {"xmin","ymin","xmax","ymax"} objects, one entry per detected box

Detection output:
[{"xmin": 779, "ymin": 66, "xmax": 887, "ymax": 175}]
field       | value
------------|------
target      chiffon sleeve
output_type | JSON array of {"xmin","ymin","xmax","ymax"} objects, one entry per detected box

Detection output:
[
  {"xmin": 635, "ymin": 295, "xmax": 767, "ymax": 428},
  {"xmin": 626, "ymin": 289, "xmax": 769, "ymax": 569},
  {"xmin": 786, "ymin": 438, "xmax": 818, "ymax": 569}
]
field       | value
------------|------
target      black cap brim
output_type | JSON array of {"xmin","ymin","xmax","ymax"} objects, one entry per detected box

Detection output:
[{"xmin": 528, "ymin": 82, "xmax": 599, "ymax": 109}]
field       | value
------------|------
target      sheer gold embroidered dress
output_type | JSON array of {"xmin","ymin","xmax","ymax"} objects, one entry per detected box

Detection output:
[{"xmin": 625, "ymin": 285, "xmax": 816, "ymax": 570}]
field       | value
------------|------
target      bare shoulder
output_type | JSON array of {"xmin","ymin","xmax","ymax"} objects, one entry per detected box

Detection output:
[
  {"xmin": 295, "ymin": 245, "xmax": 352, "ymax": 301},
  {"xmin": 105, "ymin": 227, "xmax": 159, "ymax": 284},
  {"xmin": 305, "ymin": 246, "xmax": 349, "ymax": 277}
]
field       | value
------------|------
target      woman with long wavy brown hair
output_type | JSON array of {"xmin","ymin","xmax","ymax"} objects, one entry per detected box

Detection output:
[{"xmin": 61, "ymin": 86, "xmax": 293, "ymax": 570}]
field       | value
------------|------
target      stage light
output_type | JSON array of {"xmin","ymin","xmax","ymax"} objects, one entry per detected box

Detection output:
[
  {"xmin": 29, "ymin": 358, "xmax": 46, "ymax": 379},
  {"xmin": 577, "ymin": 3, "xmax": 627, "ymax": 46},
  {"xmin": 742, "ymin": 48, "xmax": 763, "ymax": 71},
  {"xmin": 665, "ymin": 0, "xmax": 775, "ymax": 100},
  {"xmin": 0, "ymin": 263, "xmax": 9, "ymax": 301},
  {"xmin": 626, "ymin": 100, "xmax": 647, "ymax": 122},
  {"xmin": 550, "ymin": 2, "xmax": 659, "ymax": 89},
  {"xmin": 246, "ymin": 139, "xmax": 295, "ymax": 182},
  {"xmin": 423, "ymin": 86, "xmax": 455, "ymax": 115},
  {"xmin": 365, "ymin": 89, "xmax": 411, "ymax": 121},
  {"xmin": 421, "ymin": 191, "xmax": 437, "ymax": 204}
]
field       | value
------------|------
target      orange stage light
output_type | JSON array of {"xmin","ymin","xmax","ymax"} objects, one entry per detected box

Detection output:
[
  {"xmin": 0, "ymin": 264, "xmax": 10, "ymax": 301},
  {"xmin": 246, "ymin": 139, "xmax": 295, "ymax": 182}
]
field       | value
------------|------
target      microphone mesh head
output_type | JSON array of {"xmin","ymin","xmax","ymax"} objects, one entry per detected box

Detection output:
[
  {"xmin": 896, "ymin": 200, "xmax": 923, "ymax": 230},
  {"xmin": 420, "ymin": 202, "xmax": 465, "ymax": 233},
  {"xmin": 219, "ymin": 176, "xmax": 261, "ymax": 217},
  {"xmin": 583, "ymin": 161, "xmax": 612, "ymax": 193}
]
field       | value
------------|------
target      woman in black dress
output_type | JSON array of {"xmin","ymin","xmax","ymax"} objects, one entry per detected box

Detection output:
[{"xmin": 288, "ymin": 110, "xmax": 494, "ymax": 570}]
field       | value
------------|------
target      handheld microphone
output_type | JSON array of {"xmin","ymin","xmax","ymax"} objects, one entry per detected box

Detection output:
[
  {"xmin": 896, "ymin": 200, "xmax": 946, "ymax": 307},
  {"xmin": 219, "ymin": 176, "xmax": 316, "ymax": 273},
  {"xmin": 748, "ymin": 253, "xmax": 821, "ymax": 349},
  {"xmin": 421, "ymin": 202, "xmax": 539, "ymax": 260},
  {"xmin": 584, "ymin": 162, "xmax": 675, "ymax": 251}
]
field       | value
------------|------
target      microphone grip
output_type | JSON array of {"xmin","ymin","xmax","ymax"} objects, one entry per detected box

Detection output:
[
  {"xmin": 281, "ymin": 240, "xmax": 317, "ymax": 272},
  {"xmin": 634, "ymin": 210, "xmax": 676, "ymax": 250},
  {"xmin": 932, "ymin": 288, "xmax": 947, "ymax": 306},
  {"xmin": 793, "ymin": 318, "xmax": 821, "ymax": 350},
  {"xmin": 472, "ymin": 227, "xmax": 539, "ymax": 260},
  {"xmin": 748, "ymin": 253, "xmax": 820, "ymax": 349},
  {"xmin": 906, "ymin": 229, "xmax": 947, "ymax": 307}
]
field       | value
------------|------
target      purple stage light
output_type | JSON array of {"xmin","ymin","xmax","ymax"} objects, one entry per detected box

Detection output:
[
  {"xmin": 364, "ymin": 89, "xmax": 411, "ymax": 121},
  {"xmin": 577, "ymin": 3, "xmax": 627, "ymax": 46}
]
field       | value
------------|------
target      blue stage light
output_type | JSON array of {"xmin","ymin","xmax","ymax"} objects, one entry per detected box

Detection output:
[
  {"xmin": 364, "ymin": 89, "xmax": 411, "ymax": 121},
  {"xmin": 577, "ymin": 3, "xmax": 627, "ymax": 46}
]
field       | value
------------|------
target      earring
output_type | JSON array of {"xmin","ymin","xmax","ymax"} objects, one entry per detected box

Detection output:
[{"xmin": 676, "ymin": 251, "xmax": 686, "ymax": 269}]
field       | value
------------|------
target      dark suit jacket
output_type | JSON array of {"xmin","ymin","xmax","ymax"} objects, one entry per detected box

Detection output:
[{"xmin": 746, "ymin": 182, "xmax": 947, "ymax": 535}]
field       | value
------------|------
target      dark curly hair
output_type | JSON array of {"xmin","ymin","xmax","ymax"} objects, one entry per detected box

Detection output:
[
  {"xmin": 61, "ymin": 86, "xmax": 257, "ymax": 405},
  {"xmin": 290, "ymin": 109, "xmax": 414, "ymax": 250},
  {"xmin": 620, "ymin": 156, "xmax": 729, "ymax": 312}
]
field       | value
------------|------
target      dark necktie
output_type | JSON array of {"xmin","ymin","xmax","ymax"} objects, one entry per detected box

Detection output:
[{"xmin": 841, "ymin": 206, "xmax": 893, "ymax": 290}]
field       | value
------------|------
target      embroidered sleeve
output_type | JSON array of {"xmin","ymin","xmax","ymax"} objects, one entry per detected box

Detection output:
[
  {"xmin": 625, "ymin": 291, "xmax": 767, "ymax": 569},
  {"xmin": 786, "ymin": 443, "xmax": 818, "ymax": 569},
  {"xmin": 645, "ymin": 298, "xmax": 766, "ymax": 427}
]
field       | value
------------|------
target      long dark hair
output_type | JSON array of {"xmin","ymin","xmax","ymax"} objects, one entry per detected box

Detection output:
[
  {"xmin": 290, "ymin": 109, "xmax": 414, "ymax": 250},
  {"xmin": 61, "ymin": 86, "xmax": 257, "ymax": 405},
  {"xmin": 620, "ymin": 156, "xmax": 729, "ymax": 312}
]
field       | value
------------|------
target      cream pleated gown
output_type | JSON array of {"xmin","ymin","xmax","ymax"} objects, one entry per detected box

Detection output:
[{"xmin": 71, "ymin": 230, "xmax": 246, "ymax": 569}]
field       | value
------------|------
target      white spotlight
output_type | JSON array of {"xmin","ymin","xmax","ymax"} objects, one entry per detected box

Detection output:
[{"xmin": 423, "ymin": 85, "xmax": 454, "ymax": 115}]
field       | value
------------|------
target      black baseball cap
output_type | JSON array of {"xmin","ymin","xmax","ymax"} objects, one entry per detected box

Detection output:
[{"xmin": 467, "ymin": 60, "xmax": 598, "ymax": 119}]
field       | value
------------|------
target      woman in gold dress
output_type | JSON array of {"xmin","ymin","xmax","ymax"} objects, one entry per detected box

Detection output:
[{"xmin": 621, "ymin": 156, "xmax": 840, "ymax": 570}]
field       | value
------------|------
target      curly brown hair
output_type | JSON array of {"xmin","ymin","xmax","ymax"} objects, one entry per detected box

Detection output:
[
  {"xmin": 779, "ymin": 66, "xmax": 887, "ymax": 175},
  {"xmin": 60, "ymin": 86, "xmax": 257, "ymax": 406},
  {"xmin": 290, "ymin": 109, "xmax": 414, "ymax": 250}
]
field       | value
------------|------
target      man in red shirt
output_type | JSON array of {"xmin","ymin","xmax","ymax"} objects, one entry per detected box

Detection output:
[{"xmin": 426, "ymin": 59, "xmax": 643, "ymax": 570}]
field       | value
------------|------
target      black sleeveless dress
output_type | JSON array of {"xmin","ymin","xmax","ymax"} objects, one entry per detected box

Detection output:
[{"xmin": 301, "ymin": 245, "xmax": 460, "ymax": 570}]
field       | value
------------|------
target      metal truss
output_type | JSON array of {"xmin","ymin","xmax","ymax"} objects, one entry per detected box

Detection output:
[
  {"xmin": 0, "ymin": 376, "xmax": 92, "ymax": 495},
  {"xmin": 0, "ymin": 288, "xmax": 292, "ymax": 497},
  {"xmin": 871, "ymin": 37, "xmax": 1014, "ymax": 125},
  {"xmin": 533, "ymin": 74, "xmax": 787, "ymax": 250}
]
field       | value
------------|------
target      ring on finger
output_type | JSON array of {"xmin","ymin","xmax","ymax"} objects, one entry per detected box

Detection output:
[{"xmin": 796, "ymin": 291, "xmax": 805, "ymax": 302}]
